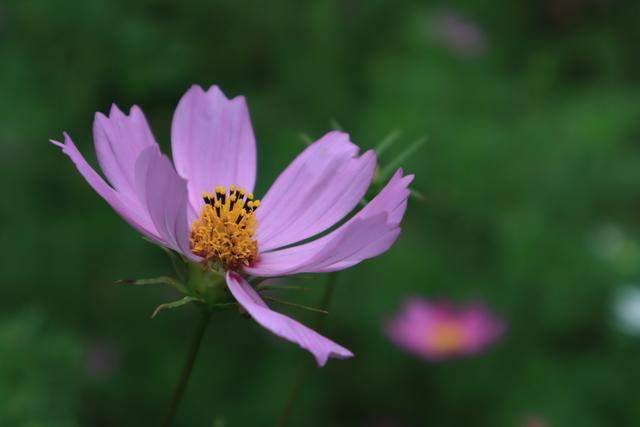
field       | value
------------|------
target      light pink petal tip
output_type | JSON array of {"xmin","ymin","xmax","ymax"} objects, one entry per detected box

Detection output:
[
  {"xmin": 93, "ymin": 104, "xmax": 157, "ymax": 201},
  {"xmin": 50, "ymin": 132, "xmax": 161, "ymax": 243},
  {"xmin": 246, "ymin": 169, "xmax": 414, "ymax": 277},
  {"xmin": 171, "ymin": 85, "xmax": 257, "ymax": 210},
  {"xmin": 256, "ymin": 131, "xmax": 377, "ymax": 251},
  {"xmin": 225, "ymin": 272, "xmax": 353, "ymax": 367}
]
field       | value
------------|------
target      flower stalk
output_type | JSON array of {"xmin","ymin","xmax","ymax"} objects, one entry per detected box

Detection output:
[
  {"xmin": 162, "ymin": 309, "xmax": 212, "ymax": 427},
  {"xmin": 276, "ymin": 272, "xmax": 339, "ymax": 427}
]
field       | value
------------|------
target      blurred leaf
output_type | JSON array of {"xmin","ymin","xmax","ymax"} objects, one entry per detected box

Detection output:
[{"xmin": 0, "ymin": 309, "xmax": 82, "ymax": 427}]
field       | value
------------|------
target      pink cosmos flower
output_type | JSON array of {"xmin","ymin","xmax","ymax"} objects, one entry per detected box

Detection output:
[
  {"xmin": 427, "ymin": 9, "xmax": 487, "ymax": 58},
  {"xmin": 85, "ymin": 341, "xmax": 121, "ymax": 379},
  {"xmin": 52, "ymin": 85, "xmax": 413, "ymax": 367},
  {"xmin": 386, "ymin": 298, "xmax": 504, "ymax": 361}
]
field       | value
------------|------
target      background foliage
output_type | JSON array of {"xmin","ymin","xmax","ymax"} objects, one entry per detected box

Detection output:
[{"xmin": 2, "ymin": 0, "xmax": 640, "ymax": 425}]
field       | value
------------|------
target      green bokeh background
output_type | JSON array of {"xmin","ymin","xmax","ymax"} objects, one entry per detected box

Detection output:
[{"xmin": 2, "ymin": 1, "xmax": 640, "ymax": 426}]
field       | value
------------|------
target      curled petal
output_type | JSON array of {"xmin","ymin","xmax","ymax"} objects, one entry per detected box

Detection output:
[
  {"xmin": 137, "ymin": 146, "xmax": 198, "ymax": 260},
  {"xmin": 51, "ymin": 133, "xmax": 161, "ymax": 243},
  {"xmin": 256, "ymin": 131, "xmax": 376, "ymax": 251},
  {"xmin": 225, "ymin": 272, "xmax": 353, "ymax": 367},
  {"xmin": 246, "ymin": 170, "xmax": 413, "ymax": 276},
  {"xmin": 171, "ymin": 85, "xmax": 257, "ymax": 210}
]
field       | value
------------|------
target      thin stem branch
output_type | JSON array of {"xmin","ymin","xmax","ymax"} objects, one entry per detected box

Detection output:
[
  {"xmin": 316, "ymin": 273, "xmax": 337, "ymax": 329},
  {"xmin": 265, "ymin": 296, "xmax": 329, "ymax": 314},
  {"xmin": 276, "ymin": 272, "xmax": 338, "ymax": 427},
  {"xmin": 161, "ymin": 310, "xmax": 211, "ymax": 427}
]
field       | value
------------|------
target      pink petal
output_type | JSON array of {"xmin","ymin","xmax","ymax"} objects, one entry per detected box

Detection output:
[
  {"xmin": 246, "ymin": 170, "xmax": 413, "ymax": 276},
  {"xmin": 171, "ymin": 85, "xmax": 257, "ymax": 210},
  {"xmin": 225, "ymin": 271, "xmax": 353, "ymax": 366},
  {"xmin": 256, "ymin": 131, "xmax": 376, "ymax": 251},
  {"xmin": 460, "ymin": 303, "xmax": 505, "ymax": 352},
  {"xmin": 51, "ymin": 133, "xmax": 162, "ymax": 243},
  {"xmin": 137, "ymin": 146, "xmax": 198, "ymax": 260},
  {"xmin": 93, "ymin": 104, "xmax": 158, "ymax": 201}
]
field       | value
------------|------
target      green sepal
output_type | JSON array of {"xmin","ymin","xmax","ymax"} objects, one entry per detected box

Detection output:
[
  {"xmin": 151, "ymin": 296, "xmax": 202, "ymax": 318},
  {"xmin": 256, "ymin": 283, "xmax": 311, "ymax": 292},
  {"xmin": 329, "ymin": 117, "xmax": 343, "ymax": 131},
  {"xmin": 378, "ymin": 136, "xmax": 426, "ymax": 182},
  {"xmin": 115, "ymin": 277, "xmax": 188, "ymax": 294},
  {"xmin": 298, "ymin": 133, "xmax": 313, "ymax": 146},
  {"xmin": 409, "ymin": 188, "xmax": 425, "ymax": 202},
  {"xmin": 186, "ymin": 263, "xmax": 230, "ymax": 305},
  {"xmin": 375, "ymin": 129, "xmax": 401, "ymax": 157},
  {"xmin": 264, "ymin": 296, "xmax": 328, "ymax": 314}
]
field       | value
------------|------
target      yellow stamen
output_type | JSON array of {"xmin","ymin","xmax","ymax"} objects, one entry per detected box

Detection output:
[
  {"xmin": 430, "ymin": 323, "xmax": 464, "ymax": 353},
  {"xmin": 190, "ymin": 185, "xmax": 260, "ymax": 270}
]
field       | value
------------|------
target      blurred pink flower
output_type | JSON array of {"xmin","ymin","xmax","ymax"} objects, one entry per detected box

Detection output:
[
  {"xmin": 52, "ymin": 85, "xmax": 413, "ymax": 367},
  {"xmin": 386, "ymin": 298, "xmax": 504, "ymax": 361},
  {"xmin": 427, "ymin": 9, "xmax": 488, "ymax": 58},
  {"xmin": 521, "ymin": 415, "xmax": 551, "ymax": 427},
  {"xmin": 85, "ymin": 341, "xmax": 121, "ymax": 379}
]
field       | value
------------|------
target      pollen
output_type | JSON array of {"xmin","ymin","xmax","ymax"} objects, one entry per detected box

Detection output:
[{"xmin": 190, "ymin": 185, "xmax": 260, "ymax": 270}]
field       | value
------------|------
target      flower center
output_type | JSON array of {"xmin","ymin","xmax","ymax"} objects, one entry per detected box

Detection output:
[
  {"xmin": 190, "ymin": 185, "xmax": 260, "ymax": 270},
  {"xmin": 429, "ymin": 322, "xmax": 464, "ymax": 354}
]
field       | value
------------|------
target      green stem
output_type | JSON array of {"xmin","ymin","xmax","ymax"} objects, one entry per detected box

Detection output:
[
  {"xmin": 161, "ymin": 310, "xmax": 211, "ymax": 427},
  {"xmin": 276, "ymin": 272, "xmax": 338, "ymax": 427},
  {"xmin": 276, "ymin": 361, "xmax": 309, "ymax": 427}
]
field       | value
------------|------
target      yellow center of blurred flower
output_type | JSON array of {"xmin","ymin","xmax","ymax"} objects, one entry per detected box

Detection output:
[
  {"xmin": 430, "ymin": 322, "xmax": 463, "ymax": 353},
  {"xmin": 190, "ymin": 185, "xmax": 260, "ymax": 270}
]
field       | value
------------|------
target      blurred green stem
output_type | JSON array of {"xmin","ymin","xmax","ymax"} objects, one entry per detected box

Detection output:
[
  {"xmin": 162, "ymin": 310, "xmax": 211, "ymax": 427},
  {"xmin": 276, "ymin": 272, "xmax": 338, "ymax": 427}
]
